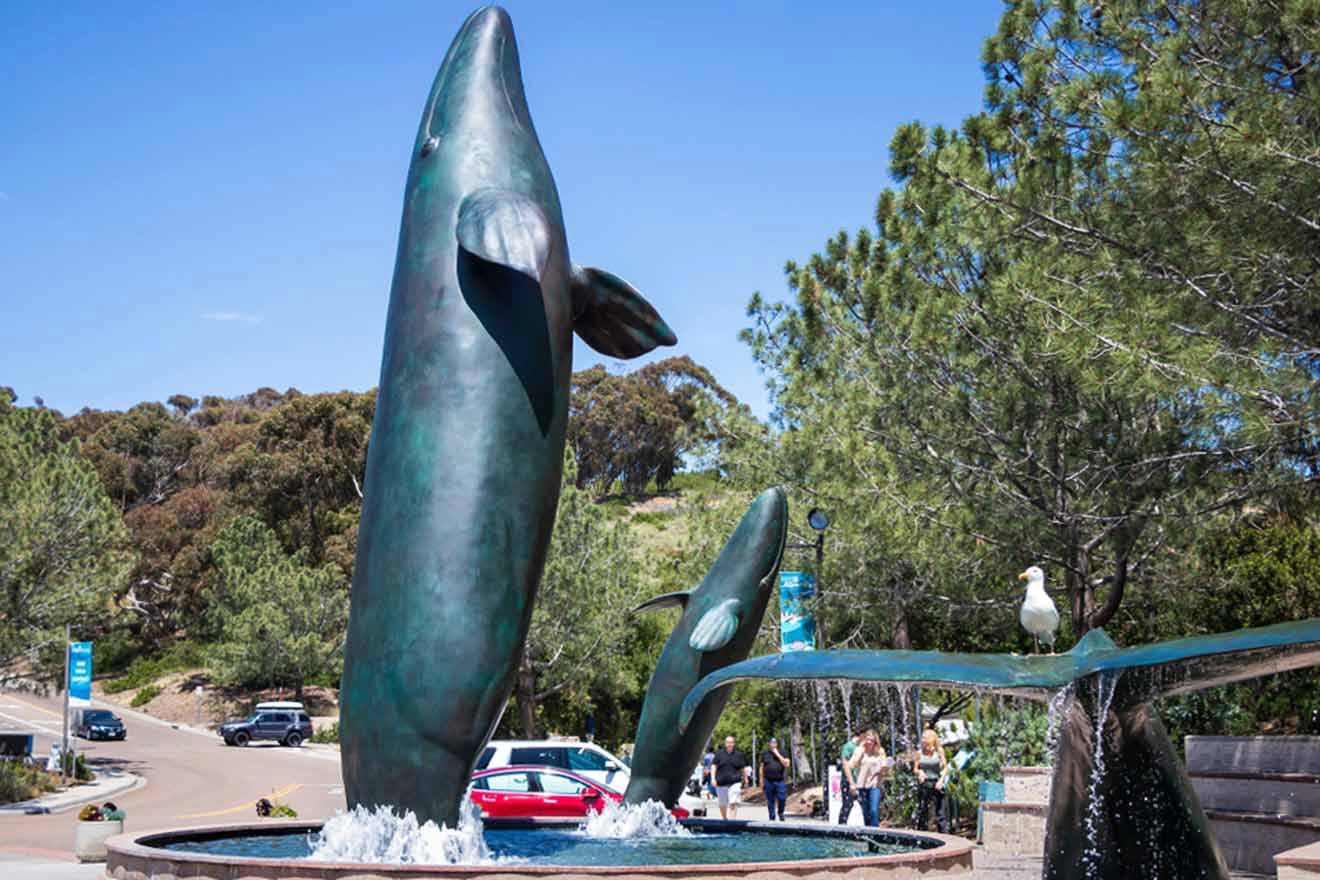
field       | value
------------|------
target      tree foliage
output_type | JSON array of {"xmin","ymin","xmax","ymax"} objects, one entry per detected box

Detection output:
[
  {"xmin": 739, "ymin": 0, "xmax": 1319, "ymax": 646},
  {"xmin": 568, "ymin": 356, "xmax": 739, "ymax": 496},
  {"xmin": 510, "ymin": 451, "xmax": 649, "ymax": 737},
  {"xmin": 206, "ymin": 516, "xmax": 348, "ymax": 699},
  {"xmin": 0, "ymin": 390, "xmax": 132, "ymax": 679}
]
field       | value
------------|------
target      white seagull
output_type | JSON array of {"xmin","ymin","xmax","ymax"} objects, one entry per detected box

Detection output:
[{"xmin": 1018, "ymin": 565, "xmax": 1060, "ymax": 654}]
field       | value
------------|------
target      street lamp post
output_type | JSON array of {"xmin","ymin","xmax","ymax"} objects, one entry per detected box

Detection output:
[
  {"xmin": 786, "ymin": 508, "xmax": 830, "ymax": 812},
  {"xmin": 786, "ymin": 508, "xmax": 829, "ymax": 650}
]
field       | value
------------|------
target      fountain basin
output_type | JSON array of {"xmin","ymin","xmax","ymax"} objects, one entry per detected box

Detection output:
[{"xmin": 103, "ymin": 819, "xmax": 974, "ymax": 879}]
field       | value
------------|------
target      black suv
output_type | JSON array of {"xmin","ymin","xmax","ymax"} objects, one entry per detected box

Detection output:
[
  {"xmin": 218, "ymin": 710, "xmax": 313, "ymax": 747},
  {"xmin": 76, "ymin": 709, "xmax": 126, "ymax": 741}
]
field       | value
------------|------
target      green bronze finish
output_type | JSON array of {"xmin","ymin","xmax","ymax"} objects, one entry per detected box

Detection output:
[
  {"xmin": 341, "ymin": 6, "xmax": 674, "ymax": 827},
  {"xmin": 683, "ymin": 620, "xmax": 1320, "ymax": 878},
  {"xmin": 623, "ymin": 487, "xmax": 787, "ymax": 807}
]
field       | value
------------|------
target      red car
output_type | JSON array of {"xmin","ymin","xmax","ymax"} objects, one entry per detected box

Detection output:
[{"xmin": 469, "ymin": 765, "xmax": 688, "ymax": 820}]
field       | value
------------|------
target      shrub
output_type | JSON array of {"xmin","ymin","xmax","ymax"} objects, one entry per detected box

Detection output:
[
  {"xmin": 102, "ymin": 642, "xmax": 204, "ymax": 694},
  {"xmin": 78, "ymin": 804, "xmax": 102, "ymax": 821},
  {"xmin": 0, "ymin": 760, "xmax": 55, "ymax": 805},
  {"xmin": 310, "ymin": 722, "xmax": 339, "ymax": 744},
  {"xmin": 58, "ymin": 752, "xmax": 92, "ymax": 782},
  {"xmin": 946, "ymin": 703, "xmax": 1051, "ymax": 820},
  {"xmin": 131, "ymin": 684, "xmax": 161, "ymax": 707}
]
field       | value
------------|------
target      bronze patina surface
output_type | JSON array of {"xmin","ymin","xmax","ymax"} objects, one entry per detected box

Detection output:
[
  {"xmin": 624, "ymin": 487, "xmax": 787, "ymax": 807},
  {"xmin": 683, "ymin": 619, "xmax": 1320, "ymax": 878},
  {"xmin": 341, "ymin": 6, "xmax": 675, "ymax": 826}
]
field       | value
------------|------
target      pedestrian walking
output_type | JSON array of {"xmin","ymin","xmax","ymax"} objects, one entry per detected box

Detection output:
[
  {"xmin": 913, "ymin": 729, "xmax": 950, "ymax": 833},
  {"xmin": 837, "ymin": 731, "xmax": 861, "ymax": 824},
  {"xmin": 712, "ymin": 735, "xmax": 751, "ymax": 819},
  {"xmin": 702, "ymin": 749, "xmax": 717, "ymax": 798},
  {"xmin": 845, "ymin": 729, "xmax": 890, "ymax": 827},
  {"xmin": 760, "ymin": 737, "xmax": 790, "ymax": 821}
]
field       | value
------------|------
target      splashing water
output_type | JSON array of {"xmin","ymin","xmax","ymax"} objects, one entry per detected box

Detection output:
[
  {"xmin": 578, "ymin": 799, "xmax": 690, "ymax": 839},
  {"xmin": 1046, "ymin": 681, "xmax": 1076, "ymax": 763},
  {"xmin": 309, "ymin": 801, "xmax": 504, "ymax": 865},
  {"xmin": 1080, "ymin": 671, "xmax": 1120, "ymax": 877},
  {"xmin": 837, "ymin": 680, "xmax": 854, "ymax": 735}
]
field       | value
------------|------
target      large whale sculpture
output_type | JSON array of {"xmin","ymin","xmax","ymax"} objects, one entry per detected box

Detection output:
[
  {"xmin": 680, "ymin": 618, "xmax": 1320, "ymax": 879},
  {"xmin": 624, "ymin": 487, "xmax": 788, "ymax": 806},
  {"xmin": 341, "ymin": 6, "xmax": 675, "ymax": 826}
]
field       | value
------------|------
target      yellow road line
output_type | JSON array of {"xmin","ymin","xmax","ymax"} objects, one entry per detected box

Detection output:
[{"xmin": 180, "ymin": 783, "xmax": 303, "ymax": 819}]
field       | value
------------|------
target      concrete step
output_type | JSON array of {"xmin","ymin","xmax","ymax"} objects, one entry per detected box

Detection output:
[
  {"xmin": 971, "ymin": 849, "xmax": 1044, "ymax": 878},
  {"xmin": 1277, "ymin": 840, "xmax": 1320, "ymax": 879},
  {"xmin": 1208, "ymin": 811, "xmax": 1320, "ymax": 877},
  {"xmin": 1194, "ymin": 775, "xmax": 1320, "ymax": 818},
  {"xmin": 1188, "ymin": 737, "xmax": 1320, "ymax": 776}
]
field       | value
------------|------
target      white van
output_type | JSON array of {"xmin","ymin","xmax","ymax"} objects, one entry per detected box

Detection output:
[{"xmin": 477, "ymin": 740, "xmax": 629, "ymax": 791}]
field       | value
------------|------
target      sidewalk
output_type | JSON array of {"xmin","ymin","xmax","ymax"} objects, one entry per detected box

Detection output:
[
  {"xmin": 0, "ymin": 768, "xmax": 143, "ymax": 816},
  {"xmin": 0, "ymin": 852, "xmax": 102, "ymax": 879}
]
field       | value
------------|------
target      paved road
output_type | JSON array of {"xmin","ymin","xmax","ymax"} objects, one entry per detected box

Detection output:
[{"xmin": 0, "ymin": 689, "xmax": 344, "ymax": 860}]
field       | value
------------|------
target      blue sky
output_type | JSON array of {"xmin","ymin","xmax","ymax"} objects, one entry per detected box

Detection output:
[{"xmin": 1, "ymin": 2, "xmax": 1004, "ymax": 418}]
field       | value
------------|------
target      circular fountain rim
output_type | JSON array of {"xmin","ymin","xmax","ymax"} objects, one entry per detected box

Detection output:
[{"xmin": 106, "ymin": 818, "xmax": 975, "ymax": 876}]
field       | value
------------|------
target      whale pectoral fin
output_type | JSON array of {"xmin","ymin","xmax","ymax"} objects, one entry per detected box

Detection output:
[
  {"xmin": 632, "ymin": 591, "xmax": 692, "ymax": 615},
  {"xmin": 457, "ymin": 188, "xmax": 552, "ymax": 281},
  {"xmin": 689, "ymin": 598, "xmax": 742, "ymax": 652},
  {"xmin": 571, "ymin": 266, "xmax": 678, "ymax": 358}
]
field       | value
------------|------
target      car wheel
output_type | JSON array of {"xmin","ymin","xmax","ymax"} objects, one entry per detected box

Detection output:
[
  {"xmin": 234, "ymin": 731, "xmax": 251, "ymax": 747},
  {"xmin": 284, "ymin": 732, "xmax": 303, "ymax": 748}
]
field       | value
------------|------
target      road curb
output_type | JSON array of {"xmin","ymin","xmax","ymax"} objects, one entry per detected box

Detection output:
[{"xmin": 0, "ymin": 770, "xmax": 145, "ymax": 817}]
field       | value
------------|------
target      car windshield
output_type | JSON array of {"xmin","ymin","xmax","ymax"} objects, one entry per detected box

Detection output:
[{"xmin": 85, "ymin": 711, "xmax": 113, "ymax": 721}]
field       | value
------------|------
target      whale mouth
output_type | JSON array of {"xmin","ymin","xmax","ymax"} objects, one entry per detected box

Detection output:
[
  {"xmin": 419, "ymin": 6, "xmax": 529, "ymax": 152},
  {"xmin": 758, "ymin": 489, "xmax": 790, "ymax": 590}
]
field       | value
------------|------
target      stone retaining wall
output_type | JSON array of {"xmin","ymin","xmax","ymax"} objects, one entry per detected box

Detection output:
[{"xmin": 1188, "ymin": 735, "xmax": 1320, "ymax": 877}]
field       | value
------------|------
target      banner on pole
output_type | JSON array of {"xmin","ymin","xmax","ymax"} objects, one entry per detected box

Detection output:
[
  {"xmin": 778, "ymin": 571, "xmax": 816, "ymax": 652},
  {"xmin": 69, "ymin": 642, "xmax": 93, "ymax": 706}
]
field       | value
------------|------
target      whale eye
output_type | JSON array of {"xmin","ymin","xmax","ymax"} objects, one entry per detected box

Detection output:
[{"xmin": 420, "ymin": 135, "xmax": 440, "ymax": 158}]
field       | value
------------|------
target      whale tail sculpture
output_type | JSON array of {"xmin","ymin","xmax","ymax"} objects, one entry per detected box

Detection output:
[
  {"xmin": 680, "ymin": 619, "xmax": 1320, "ymax": 879},
  {"xmin": 622, "ymin": 487, "xmax": 788, "ymax": 807}
]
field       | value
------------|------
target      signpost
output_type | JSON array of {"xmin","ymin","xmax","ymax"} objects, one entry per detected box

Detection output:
[
  {"xmin": 69, "ymin": 641, "xmax": 93, "ymax": 705},
  {"xmin": 61, "ymin": 635, "xmax": 92, "ymax": 785}
]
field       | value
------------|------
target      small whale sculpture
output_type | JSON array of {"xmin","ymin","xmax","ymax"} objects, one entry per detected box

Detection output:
[
  {"xmin": 624, "ymin": 487, "xmax": 787, "ymax": 807},
  {"xmin": 341, "ymin": 6, "xmax": 675, "ymax": 826},
  {"xmin": 681, "ymin": 618, "xmax": 1320, "ymax": 879}
]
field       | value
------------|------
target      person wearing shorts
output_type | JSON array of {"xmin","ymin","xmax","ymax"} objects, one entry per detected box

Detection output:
[{"xmin": 712, "ymin": 735, "xmax": 750, "ymax": 819}]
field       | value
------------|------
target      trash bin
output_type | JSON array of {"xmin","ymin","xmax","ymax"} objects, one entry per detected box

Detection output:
[{"xmin": 977, "ymin": 780, "xmax": 1005, "ymax": 844}]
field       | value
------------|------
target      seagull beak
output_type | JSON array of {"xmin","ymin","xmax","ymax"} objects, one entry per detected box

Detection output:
[{"xmin": 1018, "ymin": 571, "xmax": 1028, "ymax": 581}]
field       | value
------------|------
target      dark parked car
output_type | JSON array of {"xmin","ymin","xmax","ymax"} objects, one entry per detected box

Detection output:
[
  {"xmin": 76, "ymin": 709, "xmax": 126, "ymax": 741},
  {"xmin": 218, "ymin": 710, "xmax": 312, "ymax": 747}
]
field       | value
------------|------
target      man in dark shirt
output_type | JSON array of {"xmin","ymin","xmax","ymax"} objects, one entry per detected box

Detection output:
[
  {"xmin": 761, "ymin": 737, "xmax": 790, "ymax": 820},
  {"xmin": 712, "ymin": 735, "xmax": 750, "ymax": 819}
]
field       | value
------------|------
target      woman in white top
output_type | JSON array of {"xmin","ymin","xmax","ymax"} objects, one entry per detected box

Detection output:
[{"xmin": 845, "ymin": 728, "xmax": 890, "ymax": 827}]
